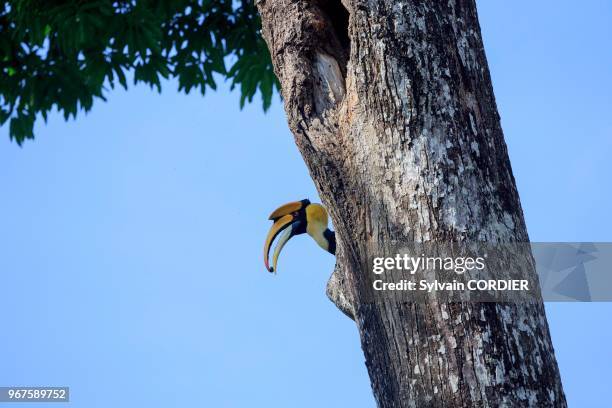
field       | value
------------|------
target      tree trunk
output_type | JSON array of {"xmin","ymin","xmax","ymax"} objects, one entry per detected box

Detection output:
[{"xmin": 256, "ymin": 0, "xmax": 566, "ymax": 406}]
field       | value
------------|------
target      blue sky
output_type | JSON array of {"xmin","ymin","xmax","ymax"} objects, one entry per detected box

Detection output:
[{"xmin": 0, "ymin": 1, "xmax": 611, "ymax": 406}]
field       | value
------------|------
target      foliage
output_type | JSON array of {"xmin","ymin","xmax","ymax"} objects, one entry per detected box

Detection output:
[{"xmin": 0, "ymin": 0, "xmax": 279, "ymax": 144}]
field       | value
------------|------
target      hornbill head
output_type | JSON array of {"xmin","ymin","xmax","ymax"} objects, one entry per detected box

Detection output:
[{"xmin": 263, "ymin": 199, "xmax": 336, "ymax": 273}]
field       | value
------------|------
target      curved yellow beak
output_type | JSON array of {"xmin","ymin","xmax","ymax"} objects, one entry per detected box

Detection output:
[
  {"xmin": 263, "ymin": 214, "xmax": 295, "ymax": 272},
  {"xmin": 263, "ymin": 200, "xmax": 310, "ymax": 273}
]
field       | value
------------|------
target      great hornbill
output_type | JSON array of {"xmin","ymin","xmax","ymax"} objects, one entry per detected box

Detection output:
[{"xmin": 263, "ymin": 199, "xmax": 336, "ymax": 273}]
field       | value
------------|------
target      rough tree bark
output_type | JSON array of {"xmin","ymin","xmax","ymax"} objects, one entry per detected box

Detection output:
[{"xmin": 256, "ymin": 0, "xmax": 566, "ymax": 406}]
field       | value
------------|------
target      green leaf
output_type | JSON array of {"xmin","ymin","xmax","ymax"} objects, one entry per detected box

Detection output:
[{"xmin": 0, "ymin": 0, "xmax": 279, "ymax": 143}]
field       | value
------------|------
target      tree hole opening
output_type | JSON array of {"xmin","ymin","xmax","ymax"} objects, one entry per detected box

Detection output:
[{"xmin": 318, "ymin": 0, "xmax": 351, "ymax": 57}]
